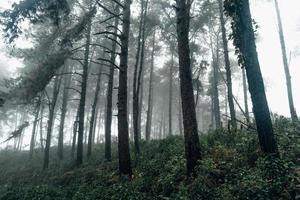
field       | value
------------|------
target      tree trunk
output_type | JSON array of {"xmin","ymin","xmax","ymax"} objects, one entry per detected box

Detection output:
[
  {"xmin": 145, "ymin": 30, "xmax": 156, "ymax": 141},
  {"xmin": 29, "ymin": 98, "xmax": 41, "ymax": 158},
  {"xmin": 175, "ymin": 0, "xmax": 201, "ymax": 175},
  {"xmin": 72, "ymin": 106, "xmax": 79, "ymax": 158},
  {"xmin": 242, "ymin": 67, "xmax": 250, "ymax": 123},
  {"xmin": 43, "ymin": 75, "xmax": 61, "ymax": 169},
  {"xmin": 87, "ymin": 63, "xmax": 102, "ymax": 158},
  {"xmin": 76, "ymin": 16, "xmax": 92, "ymax": 166},
  {"xmin": 39, "ymin": 102, "xmax": 45, "ymax": 151},
  {"xmin": 212, "ymin": 55, "xmax": 221, "ymax": 129},
  {"xmin": 274, "ymin": 0, "xmax": 298, "ymax": 122},
  {"xmin": 218, "ymin": 0, "xmax": 236, "ymax": 129},
  {"xmin": 231, "ymin": 0, "xmax": 278, "ymax": 154},
  {"xmin": 105, "ymin": 5, "xmax": 119, "ymax": 161},
  {"xmin": 58, "ymin": 65, "xmax": 71, "ymax": 160},
  {"xmin": 168, "ymin": 49, "xmax": 174, "ymax": 136},
  {"xmin": 118, "ymin": 0, "xmax": 132, "ymax": 177}
]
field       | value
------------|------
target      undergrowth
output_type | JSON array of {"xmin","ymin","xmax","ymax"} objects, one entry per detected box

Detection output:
[{"xmin": 0, "ymin": 117, "xmax": 299, "ymax": 199}]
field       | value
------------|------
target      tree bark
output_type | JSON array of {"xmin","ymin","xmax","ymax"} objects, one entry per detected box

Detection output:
[
  {"xmin": 118, "ymin": 0, "xmax": 132, "ymax": 177},
  {"xmin": 168, "ymin": 49, "xmax": 174, "ymax": 136},
  {"xmin": 212, "ymin": 54, "xmax": 221, "ymax": 129},
  {"xmin": 76, "ymin": 16, "xmax": 92, "ymax": 166},
  {"xmin": 87, "ymin": 63, "xmax": 102, "ymax": 158},
  {"xmin": 29, "ymin": 98, "xmax": 41, "ymax": 158},
  {"xmin": 274, "ymin": 0, "xmax": 298, "ymax": 122},
  {"xmin": 232, "ymin": 0, "xmax": 278, "ymax": 154},
  {"xmin": 105, "ymin": 5, "xmax": 119, "ymax": 161},
  {"xmin": 175, "ymin": 0, "xmax": 201, "ymax": 175},
  {"xmin": 39, "ymin": 102, "xmax": 44, "ymax": 151},
  {"xmin": 218, "ymin": 0, "xmax": 236, "ymax": 129},
  {"xmin": 145, "ymin": 30, "xmax": 156, "ymax": 141},
  {"xmin": 242, "ymin": 67, "xmax": 250, "ymax": 123},
  {"xmin": 43, "ymin": 75, "xmax": 61, "ymax": 169},
  {"xmin": 58, "ymin": 65, "xmax": 71, "ymax": 160}
]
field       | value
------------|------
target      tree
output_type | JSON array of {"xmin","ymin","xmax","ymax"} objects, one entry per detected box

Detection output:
[
  {"xmin": 218, "ymin": 0, "xmax": 236, "ymax": 129},
  {"xmin": 118, "ymin": 0, "xmax": 132, "ymax": 177},
  {"xmin": 273, "ymin": 0, "xmax": 298, "ymax": 123},
  {"xmin": 175, "ymin": 0, "xmax": 201, "ymax": 175},
  {"xmin": 29, "ymin": 97, "xmax": 41, "ymax": 158},
  {"xmin": 224, "ymin": 0, "xmax": 278, "ymax": 155},
  {"xmin": 43, "ymin": 75, "xmax": 61, "ymax": 169}
]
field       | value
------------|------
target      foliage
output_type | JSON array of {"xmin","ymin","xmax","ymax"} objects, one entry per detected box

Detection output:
[{"xmin": 0, "ymin": 117, "xmax": 299, "ymax": 199}]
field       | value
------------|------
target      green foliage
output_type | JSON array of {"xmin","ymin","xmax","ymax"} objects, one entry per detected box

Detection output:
[{"xmin": 0, "ymin": 117, "xmax": 299, "ymax": 199}]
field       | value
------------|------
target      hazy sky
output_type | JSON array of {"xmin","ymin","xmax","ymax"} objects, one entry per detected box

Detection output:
[{"xmin": 0, "ymin": 0, "xmax": 299, "ymax": 117}]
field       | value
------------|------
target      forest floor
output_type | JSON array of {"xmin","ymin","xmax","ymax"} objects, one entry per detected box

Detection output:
[{"xmin": 0, "ymin": 117, "xmax": 299, "ymax": 200}]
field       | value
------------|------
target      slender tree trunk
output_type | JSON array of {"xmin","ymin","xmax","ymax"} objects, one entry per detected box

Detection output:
[
  {"xmin": 274, "ymin": 0, "xmax": 298, "ymax": 122},
  {"xmin": 29, "ymin": 99, "xmax": 41, "ymax": 158},
  {"xmin": 218, "ymin": 0, "xmax": 236, "ymax": 129},
  {"xmin": 212, "ymin": 55, "xmax": 221, "ymax": 129},
  {"xmin": 77, "ymin": 17, "xmax": 92, "ymax": 166},
  {"xmin": 58, "ymin": 65, "xmax": 71, "ymax": 160},
  {"xmin": 105, "ymin": 5, "xmax": 119, "ymax": 161},
  {"xmin": 242, "ymin": 67, "xmax": 250, "ymax": 123},
  {"xmin": 118, "ymin": 0, "xmax": 132, "ymax": 176},
  {"xmin": 230, "ymin": 0, "xmax": 278, "ymax": 154},
  {"xmin": 145, "ymin": 30, "xmax": 156, "ymax": 141},
  {"xmin": 168, "ymin": 50, "xmax": 174, "ymax": 136},
  {"xmin": 87, "ymin": 63, "xmax": 102, "ymax": 158},
  {"xmin": 39, "ymin": 103, "xmax": 44, "ymax": 151},
  {"xmin": 175, "ymin": 0, "xmax": 201, "ymax": 175},
  {"xmin": 72, "ymin": 107, "xmax": 79, "ymax": 158},
  {"xmin": 43, "ymin": 75, "xmax": 61, "ymax": 169}
]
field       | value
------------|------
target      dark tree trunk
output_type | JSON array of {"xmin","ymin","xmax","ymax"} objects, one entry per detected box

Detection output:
[
  {"xmin": 212, "ymin": 55, "xmax": 221, "ymax": 129},
  {"xmin": 87, "ymin": 64, "xmax": 102, "ymax": 158},
  {"xmin": 29, "ymin": 98, "xmax": 41, "ymax": 158},
  {"xmin": 58, "ymin": 65, "xmax": 71, "ymax": 160},
  {"xmin": 145, "ymin": 30, "xmax": 156, "ymax": 141},
  {"xmin": 218, "ymin": 0, "xmax": 236, "ymax": 129},
  {"xmin": 43, "ymin": 75, "xmax": 61, "ymax": 169},
  {"xmin": 274, "ymin": 0, "xmax": 298, "ymax": 122},
  {"xmin": 39, "ymin": 103, "xmax": 45, "ymax": 151},
  {"xmin": 231, "ymin": 0, "xmax": 279, "ymax": 154},
  {"xmin": 72, "ymin": 106, "xmax": 79, "ymax": 158},
  {"xmin": 105, "ymin": 5, "xmax": 119, "ymax": 161},
  {"xmin": 118, "ymin": 0, "xmax": 132, "ymax": 177},
  {"xmin": 175, "ymin": 0, "xmax": 201, "ymax": 175},
  {"xmin": 77, "ymin": 17, "xmax": 92, "ymax": 166}
]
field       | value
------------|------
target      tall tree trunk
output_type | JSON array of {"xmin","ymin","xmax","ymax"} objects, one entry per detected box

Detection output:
[
  {"xmin": 105, "ymin": 5, "xmax": 119, "ymax": 161},
  {"xmin": 29, "ymin": 98, "xmax": 41, "ymax": 158},
  {"xmin": 72, "ymin": 106, "xmax": 79, "ymax": 158},
  {"xmin": 242, "ymin": 67, "xmax": 250, "ymax": 123},
  {"xmin": 168, "ymin": 49, "xmax": 174, "ymax": 136},
  {"xmin": 118, "ymin": 0, "xmax": 132, "ymax": 176},
  {"xmin": 228, "ymin": 0, "xmax": 278, "ymax": 154},
  {"xmin": 39, "ymin": 102, "xmax": 45, "ymax": 151},
  {"xmin": 58, "ymin": 65, "xmax": 71, "ymax": 160},
  {"xmin": 43, "ymin": 75, "xmax": 61, "ymax": 169},
  {"xmin": 175, "ymin": 0, "xmax": 201, "ymax": 175},
  {"xmin": 212, "ymin": 55, "xmax": 221, "ymax": 129},
  {"xmin": 145, "ymin": 30, "xmax": 156, "ymax": 141},
  {"xmin": 274, "ymin": 0, "xmax": 298, "ymax": 122},
  {"xmin": 87, "ymin": 63, "xmax": 102, "ymax": 158},
  {"xmin": 218, "ymin": 0, "xmax": 236, "ymax": 129},
  {"xmin": 77, "ymin": 17, "xmax": 92, "ymax": 166}
]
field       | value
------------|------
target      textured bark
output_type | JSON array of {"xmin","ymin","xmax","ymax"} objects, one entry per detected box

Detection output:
[
  {"xmin": 118, "ymin": 0, "xmax": 132, "ymax": 176},
  {"xmin": 58, "ymin": 65, "xmax": 71, "ymax": 160},
  {"xmin": 105, "ymin": 5, "xmax": 119, "ymax": 161},
  {"xmin": 76, "ymin": 17, "xmax": 92, "ymax": 166},
  {"xmin": 218, "ymin": 0, "xmax": 236, "ymax": 129},
  {"xmin": 87, "ymin": 63, "xmax": 102, "ymax": 158},
  {"xmin": 29, "ymin": 99, "xmax": 41, "ymax": 158},
  {"xmin": 72, "ymin": 106, "xmax": 79, "ymax": 158},
  {"xmin": 274, "ymin": 0, "xmax": 298, "ymax": 122},
  {"xmin": 168, "ymin": 50, "xmax": 174, "ymax": 136},
  {"xmin": 175, "ymin": 0, "xmax": 201, "ymax": 175},
  {"xmin": 235, "ymin": 0, "xmax": 278, "ymax": 154},
  {"xmin": 43, "ymin": 75, "xmax": 61, "ymax": 169},
  {"xmin": 145, "ymin": 30, "xmax": 156, "ymax": 141},
  {"xmin": 212, "ymin": 55, "xmax": 221, "ymax": 129}
]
